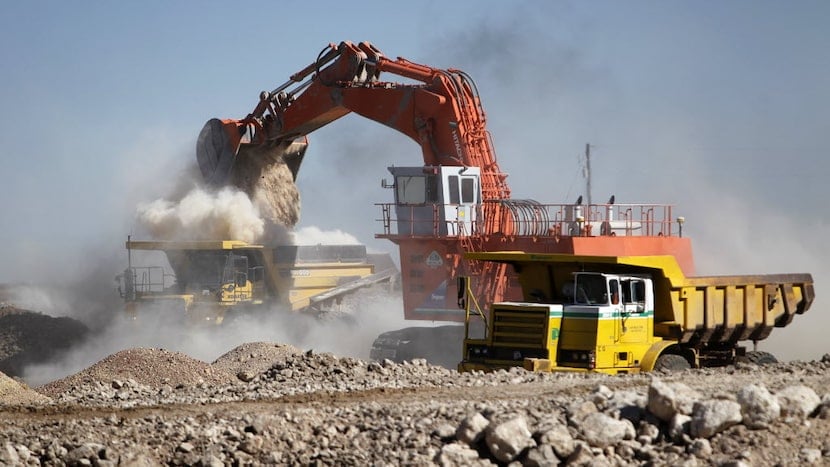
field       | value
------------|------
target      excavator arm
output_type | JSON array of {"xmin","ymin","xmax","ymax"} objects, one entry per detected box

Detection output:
[{"xmin": 196, "ymin": 41, "xmax": 510, "ymax": 200}]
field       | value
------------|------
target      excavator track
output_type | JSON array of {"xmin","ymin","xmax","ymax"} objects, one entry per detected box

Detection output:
[{"xmin": 370, "ymin": 325, "xmax": 465, "ymax": 369}]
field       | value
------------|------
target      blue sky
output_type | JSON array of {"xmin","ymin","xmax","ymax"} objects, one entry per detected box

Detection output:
[{"xmin": 1, "ymin": 1, "xmax": 828, "ymax": 357}]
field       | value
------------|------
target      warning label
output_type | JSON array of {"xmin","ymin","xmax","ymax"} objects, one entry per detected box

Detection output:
[{"xmin": 426, "ymin": 250, "xmax": 443, "ymax": 268}]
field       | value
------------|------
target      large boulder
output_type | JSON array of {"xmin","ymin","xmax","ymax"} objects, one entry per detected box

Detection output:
[
  {"xmin": 576, "ymin": 412, "xmax": 635, "ymax": 448},
  {"xmin": 484, "ymin": 417, "xmax": 535, "ymax": 463},
  {"xmin": 537, "ymin": 423, "xmax": 575, "ymax": 459},
  {"xmin": 434, "ymin": 443, "xmax": 485, "ymax": 467},
  {"xmin": 456, "ymin": 412, "xmax": 490, "ymax": 445},
  {"xmin": 775, "ymin": 385, "xmax": 820, "ymax": 421},
  {"xmin": 647, "ymin": 379, "xmax": 702, "ymax": 422},
  {"xmin": 736, "ymin": 384, "xmax": 780, "ymax": 429},
  {"xmin": 690, "ymin": 399, "xmax": 742, "ymax": 438}
]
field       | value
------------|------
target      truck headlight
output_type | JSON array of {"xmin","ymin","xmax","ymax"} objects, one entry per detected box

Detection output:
[{"xmin": 467, "ymin": 345, "xmax": 489, "ymax": 359}]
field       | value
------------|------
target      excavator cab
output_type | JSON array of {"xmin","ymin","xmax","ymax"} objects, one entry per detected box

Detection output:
[{"xmin": 386, "ymin": 166, "xmax": 481, "ymax": 237}]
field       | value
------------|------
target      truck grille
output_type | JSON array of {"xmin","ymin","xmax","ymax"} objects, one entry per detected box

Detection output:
[{"xmin": 492, "ymin": 307, "xmax": 548, "ymax": 348}]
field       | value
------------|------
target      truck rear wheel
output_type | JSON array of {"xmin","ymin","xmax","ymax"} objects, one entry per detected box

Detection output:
[
  {"xmin": 746, "ymin": 350, "xmax": 778, "ymax": 365},
  {"xmin": 654, "ymin": 354, "xmax": 691, "ymax": 372}
]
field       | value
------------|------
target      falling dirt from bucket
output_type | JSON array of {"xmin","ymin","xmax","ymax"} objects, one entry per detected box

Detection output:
[{"xmin": 232, "ymin": 142, "xmax": 302, "ymax": 228}]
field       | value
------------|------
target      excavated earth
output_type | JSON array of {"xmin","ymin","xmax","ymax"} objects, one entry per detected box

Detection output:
[{"xmin": 1, "ymin": 304, "xmax": 830, "ymax": 465}]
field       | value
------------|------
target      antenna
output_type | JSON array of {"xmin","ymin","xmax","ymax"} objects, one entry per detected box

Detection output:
[{"xmin": 584, "ymin": 143, "xmax": 592, "ymax": 207}]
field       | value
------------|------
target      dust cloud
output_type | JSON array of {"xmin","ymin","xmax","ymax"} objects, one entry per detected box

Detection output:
[
  {"xmin": 137, "ymin": 187, "xmax": 265, "ymax": 243},
  {"xmin": 291, "ymin": 226, "xmax": 359, "ymax": 245},
  {"xmin": 14, "ymin": 135, "xmax": 406, "ymax": 386},
  {"xmin": 135, "ymin": 140, "xmax": 304, "ymax": 245},
  {"xmin": 21, "ymin": 285, "xmax": 406, "ymax": 387}
]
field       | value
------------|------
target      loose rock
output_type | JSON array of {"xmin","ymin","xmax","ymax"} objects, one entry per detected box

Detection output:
[
  {"xmin": 776, "ymin": 385, "xmax": 820, "ymax": 421},
  {"xmin": 484, "ymin": 417, "xmax": 535, "ymax": 463},
  {"xmin": 690, "ymin": 399, "xmax": 743, "ymax": 438},
  {"xmin": 736, "ymin": 384, "xmax": 780, "ymax": 429}
]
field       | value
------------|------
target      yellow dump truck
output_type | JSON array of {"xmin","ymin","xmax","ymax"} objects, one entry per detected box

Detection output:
[
  {"xmin": 458, "ymin": 253, "xmax": 814, "ymax": 374},
  {"xmin": 117, "ymin": 239, "xmax": 398, "ymax": 324}
]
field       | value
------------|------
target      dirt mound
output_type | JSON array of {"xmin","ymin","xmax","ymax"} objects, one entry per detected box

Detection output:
[
  {"xmin": 0, "ymin": 370, "xmax": 50, "ymax": 406},
  {"xmin": 37, "ymin": 348, "xmax": 233, "ymax": 397},
  {"xmin": 0, "ymin": 306, "xmax": 89, "ymax": 378},
  {"xmin": 211, "ymin": 341, "xmax": 302, "ymax": 376}
]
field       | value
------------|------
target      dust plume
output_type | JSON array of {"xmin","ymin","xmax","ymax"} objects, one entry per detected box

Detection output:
[
  {"xmin": 15, "ymin": 136, "xmax": 401, "ymax": 386},
  {"xmin": 137, "ymin": 187, "xmax": 265, "ymax": 243},
  {"xmin": 21, "ymin": 284, "xmax": 406, "ymax": 387},
  {"xmin": 291, "ymin": 226, "xmax": 359, "ymax": 245},
  {"xmin": 136, "ymin": 143, "xmax": 302, "ymax": 244}
]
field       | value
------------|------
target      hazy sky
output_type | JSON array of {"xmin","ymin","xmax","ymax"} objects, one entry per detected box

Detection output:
[{"xmin": 1, "ymin": 2, "xmax": 828, "ymax": 358}]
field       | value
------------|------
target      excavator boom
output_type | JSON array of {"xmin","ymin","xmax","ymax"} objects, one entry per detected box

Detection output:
[{"xmin": 196, "ymin": 41, "xmax": 509, "ymax": 200}]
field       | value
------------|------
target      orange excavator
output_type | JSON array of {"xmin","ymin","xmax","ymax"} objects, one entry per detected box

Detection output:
[{"xmin": 196, "ymin": 41, "xmax": 694, "ymax": 365}]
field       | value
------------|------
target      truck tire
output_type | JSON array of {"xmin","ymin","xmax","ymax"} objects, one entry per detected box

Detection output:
[
  {"xmin": 654, "ymin": 354, "xmax": 691, "ymax": 372},
  {"xmin": 746, "ymin": 350, "xmax": 778, "ymax": 365}
]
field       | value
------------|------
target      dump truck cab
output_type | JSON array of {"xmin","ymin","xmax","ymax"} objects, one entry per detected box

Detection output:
[
  {"xmin": 459, "ymin": 252, "xmax": 814, "ymax": 374},
  {"xmin": 556, "ymin": 272, "xmax": 658, "ymax": 370},
  {"xmin": 461, "ymin": 270, "xmax": 662, "ymax": 374}
]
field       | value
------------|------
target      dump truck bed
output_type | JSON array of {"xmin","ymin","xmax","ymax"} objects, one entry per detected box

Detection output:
[{"xmin": 657, "ymin": 272, "xmax": 814, "ymax": 344}]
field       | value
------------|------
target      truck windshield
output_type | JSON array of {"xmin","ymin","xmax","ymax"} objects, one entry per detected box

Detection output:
[
  {"xmin": 182, "ymin": 252, "xmax": 241, "ymax": 288},
  {"xmin": 185, "ymin": 253, "xmax": 228, "ymax": 290},
  {"xmin": 574, "ymin": 274, "xmax": 608, "ymax": 305}
]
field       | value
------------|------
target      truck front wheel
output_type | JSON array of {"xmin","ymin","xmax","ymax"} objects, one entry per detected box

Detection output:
[{"xmin": 653, "ymin": 354, "xmax": 691, "ymax": 372}]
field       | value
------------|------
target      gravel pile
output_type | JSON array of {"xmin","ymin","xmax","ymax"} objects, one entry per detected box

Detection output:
[
  {"xmin": 0, "ymin": 344, "xmax": 828, "ymax": 465},
  {"xmin": 211, "ymin": 341, "xmax": 302, "ymax": 377},
  {"xmin": 0, "ymin": 370, "xmax": 49, "ymax": 406},
  {"xmin": 37, "ymin": 348, "xmax": 233, "ymax": 399}
]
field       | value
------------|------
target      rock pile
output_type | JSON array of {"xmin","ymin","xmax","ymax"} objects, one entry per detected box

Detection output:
[
  {"xmin": 436, "ymin": 377, "xmax": 829, "ymax": 466},
  {"xmin": 37, "ymin": 348, "xmax": 232, "ymax": 399},
  {"xmin": 0, "ymin": 345, "xmax": 829, "ymax": 465},
  {"xmin": 0, "ymin": 370, "xmax": 49, "ymax": 406},
  {"xmin": 211, "ymin": 341, "xmax": 302, "ymax": 378},
  {"xmin": 0, "ymin": 306, "xmax": 88, "ymax": 377}
]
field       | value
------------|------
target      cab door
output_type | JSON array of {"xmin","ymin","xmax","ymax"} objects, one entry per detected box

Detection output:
[
  {"xmin": 619, "ymin": 279, "xmax": 649, "ymax": 344},
  {"xmin": 444, "ymin": 171, "xmax": 479, "ymax": 235}
]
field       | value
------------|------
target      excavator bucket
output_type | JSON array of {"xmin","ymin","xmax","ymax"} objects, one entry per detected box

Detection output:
[
  {"xmin": 196, "ymin": 118, "xmax": 244, "ymax": 187},
  {"xmin": 196, "ymin": 118, "xmax": 309, "ymax": 186}
]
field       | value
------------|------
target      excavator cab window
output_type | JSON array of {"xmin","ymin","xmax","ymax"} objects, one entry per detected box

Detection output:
[
  {"xmin": 448, "ymin": 175, "xmax": 460, "ymax": 204},
  {"xmin": 396, "ymin": 175, "xmax": 438, "ymax": 204},
  {"xmin": 461, "ymin": 177, "xmax": 476, "ymax": 204},
  {"xmin": 447, "ymin": 175, "xmax": 478, "ymax": 205}
]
